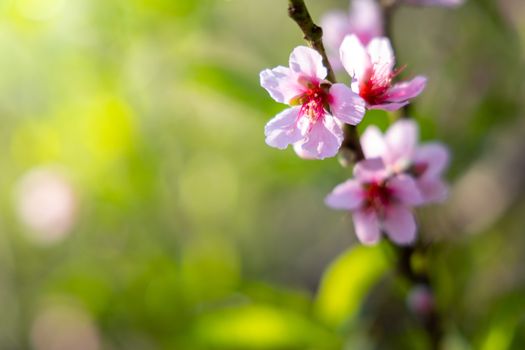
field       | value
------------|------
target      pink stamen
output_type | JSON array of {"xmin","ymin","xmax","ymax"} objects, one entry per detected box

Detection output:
[
  {"xmin": 298, "ymin": 84, "xmax": 329, "ymax": 127},
  {"xmin": 359, "ymin": 65, "xmax": 407, "ymax": 104}
]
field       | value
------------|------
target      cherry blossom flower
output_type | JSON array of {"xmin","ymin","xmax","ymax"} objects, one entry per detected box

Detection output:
[
  {"xmin": 340, "ymin": 34, "xmax": 427, "ymax": 111},
  {"xmin": 15, "ymin": 167, "xmax": 78, "ymax": 244},
  {"xmin": 400, "ymin": 0, "xmax": 465, "ymax": 7},
  {"xmin": 407, "ymin": 285, "xmax": 435, "ymax": 318},
  {"xmin": 31, "ymin": 301, "xmax": 101, "ymax": 350},
  {"xmin": 361, "ymin": 119, "xmax": 450, "ymax": 203},
  {"xmin": 321, "ymin": 0, "xmax": 383, "ymax": 70},
  {"xmin": 260, "ymin": 46, "xmax": 366, "ymax": 159},
  {"xmin": 325, "ymin": 158, "xmax": 423, "ymax": 245}
]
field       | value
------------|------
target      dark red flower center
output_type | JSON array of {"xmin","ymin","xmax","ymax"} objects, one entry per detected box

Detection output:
[
  {"xmin": 363, "ymin": 181, "xmax": 393, "ymax": 212},
  {"xmin": 291, "ymin": 79, "xmax": 331, "ymax": 125},
  {"xmin": 359, "ymin": 66, "xmax": 405, "ymax": 105},
  {"xmin": 408, "ymin": 162, "xmax": 428, "ymax": 178}
]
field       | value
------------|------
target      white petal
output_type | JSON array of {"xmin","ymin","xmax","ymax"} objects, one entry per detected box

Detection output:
[
  {"xmin": 414, "ymin": 143, "xmax": 450, "ymax": 178},
  {"xmin": 353, "ymin": 210, "xmax": 381, "ymax": 245},
  {"xmin": 388, "ymin": 174, "xmax": 424, "ymax": 206},
  {"xmin": 328, "ymin": 83, "xmax": 366, "ymax": 125},
  {"xmin": 264, "ymin": 107, "xmax": 302, "ymax": 149},
  {"xmin": 382, "ymin": 205, "xmax": 417, "ymax": 245},
  {"xmin": 260, "ymin": 66, "xmax": 304, "ymax": 104},
  {"xmin": 289, "ymin": 46, "xmax": 327, "ymax": 80},
  {"xmin": 367, "ymin": 37, "xmax": 395, "ymax": 76},
  {"xmin": 385, "ymin": 119, "xmax": 419, "ymax": 162},
  {"xmin": 299, "ymin": 115, "xmax": 343, "ymax": 159},
  {"xmin": 325, "ymin": 179, "xmax": 364, "ymax": 210},
  {"xmin": 360, "ymin": 125, "xmax": 388, "ymax": 160},
  {"xmin": 340, "ymin": 34, "xmax": 371, "ymax": 83}
]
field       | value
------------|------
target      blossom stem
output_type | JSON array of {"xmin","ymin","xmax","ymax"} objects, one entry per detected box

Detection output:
[
  {"xmin": 381, "ymin": 1, "xmax": 413, "ymax": 118},
  {"xmin": 287, "ymin": 0, "xmax": 365, "ymax": 162},
  {"xmin": 380, "ymin": 2, "xmax": 444, "ymax": 348},
  {"xmin": 288, "ymin": 0, "xmax": 335, "ymax": 82},
  {"xmin": 398, "ymin": 245, "xmax": 443, "ymax": 350}
]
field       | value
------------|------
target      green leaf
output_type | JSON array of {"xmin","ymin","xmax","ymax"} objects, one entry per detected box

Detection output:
[
  {"xmin": 191, "ymin": 304, "xmax": 340, "ymax": 350},
  {"xmin": 314, "ymin": 244, "xmax": 390, "ymax": 328}
]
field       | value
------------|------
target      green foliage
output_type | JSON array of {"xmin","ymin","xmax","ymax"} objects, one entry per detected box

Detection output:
[{"xmin": 315, "ymin": 244, "xmax": 390, "ymax": 328}]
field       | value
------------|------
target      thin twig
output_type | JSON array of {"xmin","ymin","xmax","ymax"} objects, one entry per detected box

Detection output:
[
  {"xmin": 287, "ymin": 0, "xmax": 335, "ymax": 82},
  {"xmin": 382, "ymin": 1, "xmax": 413, "ymax": 119},
  {"xmin": 397, "ymin": 245, "xmax": 443, "ymax": 350},
  {"xmin": 380, "ymin": 2, "xmax": 444, "ymax": 348},
  {"xmin": 287, "ymin": 0, "xmax": 364, "ymax": 162}
]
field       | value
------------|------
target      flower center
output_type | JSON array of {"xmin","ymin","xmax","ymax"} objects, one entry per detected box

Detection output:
[
  {"xmin": 363, "ymin": 181, "xmax": 393, "ymax": 212},
  {"xmin": 359, "ymin": 65, "xmax": 405, "ymax": 104},
  {"xmin": 408, "ymin": 162, "xmax": 428, "ymax": 178},
  {"xmin": 298, "ymin": 85, "xmax": 329, "ymax": 124}
]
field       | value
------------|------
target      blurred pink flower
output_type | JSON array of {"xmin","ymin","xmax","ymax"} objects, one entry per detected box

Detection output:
[
  {"xmin": 16, "ymin": 167, "xmax": 78, "ymax": 244},
  {"xmin": 31, "ymin": 301, "xmax": 100, "ymax": 350},
  {"xmin": 325, "ymin": 158, "xmax": 423, "ymax": 245},
  {"xmin": 361, "ymin": 119, "xmax": 450, "ymax": 203},
  {"xmin": 407, "ymin": 285, "xmax": 435, "ymax": 317},
  {"xmin": 321, "ymin": 0, "xmax": 383, "ymax": 70},
  {"xmin": 260, "ymin": 46, "xmax": 365, "ymax": 159},
  {"xmin": 400, "ymin": 0, "xmax": 465, "ymax": 7},
  {"xmin": 340, "ymin": 35, "xmax": 427, "ymax": 111}
]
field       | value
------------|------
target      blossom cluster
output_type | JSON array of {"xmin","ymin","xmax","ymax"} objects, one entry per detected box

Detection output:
[
  {"xmin": 325, "ymin": 120, "xmax": 448, "ymax": 245},
  {"xmin": 260, "ymin": 0, "xmax": 458, "ymax": 246}
]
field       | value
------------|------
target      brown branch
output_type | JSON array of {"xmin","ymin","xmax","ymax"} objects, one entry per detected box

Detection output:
[
  {"xmin": 287, "ymin": 0, "xmax": 335, "ymax": 82},
  {"xmin": 287, "ymin": 0, "xmax": 364, "ymax": 162},
  {"xmin": 397, "ymin": 245, "xmax": 443, "ymax": 350},
  {"xmin": 381, "ymin": 2, "xmax": 444, "ymax": 348},
  {"xmin": 382, "ymin": 1, "xmax": 413, "ymax": 119}
]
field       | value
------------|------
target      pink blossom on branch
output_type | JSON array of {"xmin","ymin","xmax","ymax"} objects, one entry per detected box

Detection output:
[
  {"xmin": 400, "ymin": 0, "xmax": 465, "ymax": 7},
  {"xmin": 340, "ymin": 35, "xmax": 427, "ymax": 111},
  {"xmin": 361, "ymin": 119, "xmax": 450, "ymax": 203},
  {"xmin": 325, "ymin": 158, "xmax": 423, "ymax": 245},
  {"xmin": 260, "ymin": 46, "xmax": 366, "ymax": 159},
  {"xmin": 320, "ymin": 0, "xmax": 383, "ymax": 70}
]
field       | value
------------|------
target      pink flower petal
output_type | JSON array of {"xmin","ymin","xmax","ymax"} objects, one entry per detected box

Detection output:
[
  {"xmin": 320, "ymin": 11, "xmax": 350, "ymax": 54},
  {"xmin": 382, "ymin": 204, "xmax": 417, "ymax": 245},
  {"xmin": 368, "ymin": 101, "xmax": 409, "ymax": 111},
  {"xmin": 385, "ymin": 119, "xmax": 419, "ymax": 162},
  {"xmin": 386, "ymin": 76, "xmax": 427, "ymax": 102},
  {"xmin": 325, "ymin": 179, "xmax": 364, "ymax": 210},
  {"xmin": 289, "ymin": 46, "xmax": 327, "ymax": 80},
  {"xmin": 292, "ymin": 143, "xmax": 316, "ymax": 159},
  {"xmin": 360, "ymin": 125, "xmax": 389, "ymax": 160},
  {"xmin": 340, "ymin": 34, "xmax": 371, "ymax": 83},
  {"xmin": 353, "ymin": 158, "xmax": 388, "ymax": 182},
  {"xmin": 417, "ymin": 177, "xmax": 448, "ymax": 203},
  {"xmin": 264, "ymin": 107, "xmax": 303, "ymax": 149},
  {"xmin": 298, "ymin": 115, "xmax": 343, "ymax": 159},
  {"xmin": 348, "ymin": 0, "xmax": 383, "ymax": 45},
  {"xmin": 388, "ymin": 174, "xmax": 423, "ymax": 206},
  {"xmin": 414, "ymin": 143, "xmax": 449, "ymax": 178},
  {"xmin": 353, "ymin": 210, "xmax": 381, "ymax": 245},
  {"xmin": 367, "ymin": 37, "xmax": 395, "ymax": 82},
  {"xmin": 328, "ymin": 83, "xmax": 366, "ymax": 125},
  {"xmin": 260, "ymin": 66, "xmax": 304, "ymax": 104}
]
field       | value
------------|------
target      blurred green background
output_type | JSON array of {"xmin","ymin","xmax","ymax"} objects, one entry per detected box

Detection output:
[{"xmin": 0, "ymin": 0, "xmax": 524, "ymax": 349}]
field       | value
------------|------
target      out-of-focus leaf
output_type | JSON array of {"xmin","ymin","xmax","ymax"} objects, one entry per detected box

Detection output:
[
  {"xmin": 191, "ymin": 304, "xmax": 340, "ymax": 350},
  {"xmin": 478, "ymin": 292, "xmax": 525, "ymax": 350},
  {"xmin": 190, "ymin": 63, "xmax": 278, "ymax": 115},
  {"xmin": 314, "ymin": 244, "xmax": 390, "ymax": 328}
]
